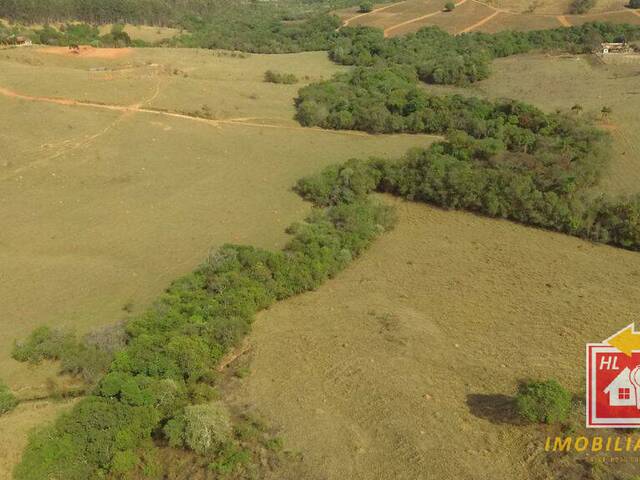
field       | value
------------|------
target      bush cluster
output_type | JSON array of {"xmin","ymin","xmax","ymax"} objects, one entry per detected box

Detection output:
[
  {"xmin": 175, "ymin": 12, "xmax": 343, "ymax": 53},
  {"xmin": 516, "ymin": 380, "xmax": 571, "ymax": 424},
  {"xmin": 13, "ymin": 325, "xmax": 120, "ymax": 385},
  {"xmin": 330, "ymin": 23, "xmax": 640, "ymax": 84},
  {"xmin": 164, "ymin": 402, "xmax": 233, "ymax": 454},
  {"xmin": 0, "ymin": 380, "xmax": 18, "ymax": 416},
  {"xmin": 14, "ymin": 184, "xmax": 395, "ymax": 478},
  {"xmin": 264, "ymin": 69, "xmax": 298, "ymax": 84},
  {"xmin": 13, "ymin": 23, "xmax": 144, "ymax": 48},
  {"xmin": 569, "ymin": 0, "xmax": 595, "ymax": 14}
]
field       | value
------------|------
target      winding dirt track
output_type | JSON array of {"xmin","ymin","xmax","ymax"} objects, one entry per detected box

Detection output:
[
  {"xmin": 458, "ymin": 9, "xmax": 501, "ymax": 33},
  {"xmin": 0, "ymin": 85, "xmax": 370, "ymax": 137},
  {"xmin": 342, "ymin": 0, "xmax": 409, "ymax": 27},
  {"xmin": 557, "ymin": 15, "xmax": 572, "ymax": 27},
  {"xmin": 383, "ymin": 0, "xmax": 469, "ymax": 36}
]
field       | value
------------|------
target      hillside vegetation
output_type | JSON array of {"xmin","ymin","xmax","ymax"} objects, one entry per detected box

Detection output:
[
  {"xmin": 0, "ymin": 0, "xmax": 359, "ymax": 53},
  {"xmin": 2, "ymin": 1, "xmax": 640, "ymax": 477},
  {"xmin": 329, "ymin": 22, "xmax": 640, "ymax": 84}
]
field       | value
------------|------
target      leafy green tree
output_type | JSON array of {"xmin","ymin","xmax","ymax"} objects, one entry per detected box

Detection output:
[
  {"xmin": 111, "ymin": 24, "xmax": 131, "ymax": 48},
  {"xmin": 264, "ymin": 70, "xmax": 298, "ymax": 84},
  {"xmin": 183, "ymin": 403, "xmax": 233, "ymax": 454},
  {"xmin": 359, "ymin": 2, "xmax": 373, "ymax": 12},
  {"xmin": 444, "ymin": 1, "xmax": 456, "ymax": 11},
  {"xmin": 631, "ymin": 0, "xmax": 640, "ymax": 8}
]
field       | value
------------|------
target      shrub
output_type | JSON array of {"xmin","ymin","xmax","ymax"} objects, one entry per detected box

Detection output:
[
  {"xmin": 444, "ymin": 1, "xmax": 456, "ymax": 11},
  {"xmin": 13, "ymin": 326, "xmax": 120, "ymax": 384},
  {"xmin": 12, "ymin": 327, "xmax": 76, "ymax": 364},
  {"xmin": 184, "ymin": 403, "xmax": 232, "ymax": 454},
  {"xmin": 295, "ymin": 158, "xmax": 381, "ymax": 206},
  {"xmin": 516, "ymin": 380, "xmax": 571, "ymax": 424},
  {"xmin": 359, "ymin": 2, "xmax": 373, "ymax": 12},
  {"xmin": 632, "ymin": 0, "xmax": 640, "ymax": 8},
  {"xmin": 569, "ymin": 0, "xmax": 595, "ymax": 13},
  {"xmin": 0, "ymin": 380, "xmax": 18, "ymax": 415},
  {"xmin": 264, "ymin": 70, "xmax": 298, "ymax": 84}
]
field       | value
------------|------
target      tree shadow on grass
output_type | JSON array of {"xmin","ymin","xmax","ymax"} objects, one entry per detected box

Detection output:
[{"xmin": 466, "ymin": 394, "xmax": 523, "ymax": 425}]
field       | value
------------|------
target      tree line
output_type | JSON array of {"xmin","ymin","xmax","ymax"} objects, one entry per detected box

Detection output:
[
  {"xmin": 12, "ymin": 174, "xmax": 395, "ymax": 478},
  {"xmin": 295, "ymin": 137, "xmax": 640, "ymax": 251},
  {"xmin": 330, "ymin": 23, "xmax": 640, "ymax": 84}
]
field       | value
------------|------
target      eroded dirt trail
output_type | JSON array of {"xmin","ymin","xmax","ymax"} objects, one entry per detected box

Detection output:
[
  {"xmin": 458, "ymin": 9, "xmax": 501, "ymax": 33},
  {"xmin": 383, "ymin": 0, "xmax": 469, "ymax": 36},
  {"xmin": 0, "ymin": 85, "xmax": 370, "ymax": 138}
]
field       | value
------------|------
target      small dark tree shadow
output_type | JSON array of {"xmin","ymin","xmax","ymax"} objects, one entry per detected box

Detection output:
[{"xmin": 466, "ymin": 394, "xmax": 522, "ymax": 425}]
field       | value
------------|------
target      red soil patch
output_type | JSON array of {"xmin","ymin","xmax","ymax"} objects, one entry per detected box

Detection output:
[{"xmin": 39, "ymin": 46, "xmax": 132, "ymax": 59}]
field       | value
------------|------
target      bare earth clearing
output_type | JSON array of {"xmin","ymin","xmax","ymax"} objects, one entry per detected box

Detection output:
[
  {"xmin": 232, "ymin": 199, "xmax": 640, "ymax": 480},
  {"xmin": 0, "ymin": 47, "xmax": 435, "ymax": 479}
]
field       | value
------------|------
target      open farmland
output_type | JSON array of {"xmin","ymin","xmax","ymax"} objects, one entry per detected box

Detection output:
[
  {"xmin": 0, "ymin": 46, "xmax": 436, "ymax": 479},
  {"xmin": 1, "ymin": 0, "xmax": 640, "ymax": 475},
  {"xmin": 338, "ymin": 0, "xmax": 640, "ymax": 36},
  {"xmin": 423, "ymin": 53, "xmax": 640, "ymax": 195},
  {"xmin": 232, "ymin": 198, "xmax": 640, "ymax": 480}
]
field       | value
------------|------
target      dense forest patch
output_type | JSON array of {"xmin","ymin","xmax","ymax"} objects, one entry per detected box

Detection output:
[
  {"xmin": 0, "ymin": 0, "xmax": 360, "ymax": 53},
  {"xmin": 330, "ymin": 23, "xmax": 640, "ymax": 84}
]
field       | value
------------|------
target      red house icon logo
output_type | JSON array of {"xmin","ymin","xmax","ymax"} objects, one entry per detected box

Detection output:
[{"xmin": 587, "ymin": 324, "xmax": 640, "ymax": 428}]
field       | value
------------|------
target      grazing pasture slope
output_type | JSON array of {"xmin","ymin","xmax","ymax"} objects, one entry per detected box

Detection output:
[{"xmin": 0, "ymin": 46, "xmax": 435, "ymax": 479}]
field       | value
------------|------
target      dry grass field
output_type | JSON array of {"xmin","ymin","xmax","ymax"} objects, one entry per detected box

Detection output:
[
  {"xmin": 97, "ymin": 24, "xmax": 181, "ymax": 42},
  {"xmin": 424, "ymin": 53, "xmax": 640, "ymax": 195},
  {"xmin": 338, "ymin": 0, "xmax": 640, "ymax": 36},
  {"xmin": 474, "ymin": 11, "xmax": 563, "ymax": 32},
  {"xmin": 231, "ymin": 198, "xmax": 640, "ymax": 479},
  {"xmin": 483, "ymin": 0, "xmax": 627, "ymax": 14},
  {"xmin": 0, "ymin": 46, "xmax": 436, "ymax": 479}
]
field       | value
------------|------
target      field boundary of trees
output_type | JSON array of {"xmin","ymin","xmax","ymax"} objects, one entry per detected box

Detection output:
[
  {"xmin": 11, "ymin": 161, "xmax": 397, "ymax": 478},
  {"xmin": 295, "ymin": 74, "xmax": 640, "ymax": 251}
]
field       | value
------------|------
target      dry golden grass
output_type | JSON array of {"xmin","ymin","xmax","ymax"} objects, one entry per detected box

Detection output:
[
  {"xmin": 474, "ymin": 11, "xmax": 563, "ymax": 32},
  {"xmin": 232, "ymin": 198, "xmax": 640, "ymax": 479},
  {"xmin": 97, "ymin": 24, "xmax": 181, "ymax": 43},
  {"xmin": 566, "ymin": 9, "xmax": 640, "ymax": 25},
  {"xmin": 40, "ymin": 45, "xmax": 132, "ymax": 59},
  {"xmin": 347, "ymin": 0, "xmax": 450, "ymax": 32},
  {"xmin": 479, "ymin": 0, "xmax": 627, "ymax": 14},
  {"xmin": 410, "ymin": 0, "xmax": 495, "ymax": 34}
]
